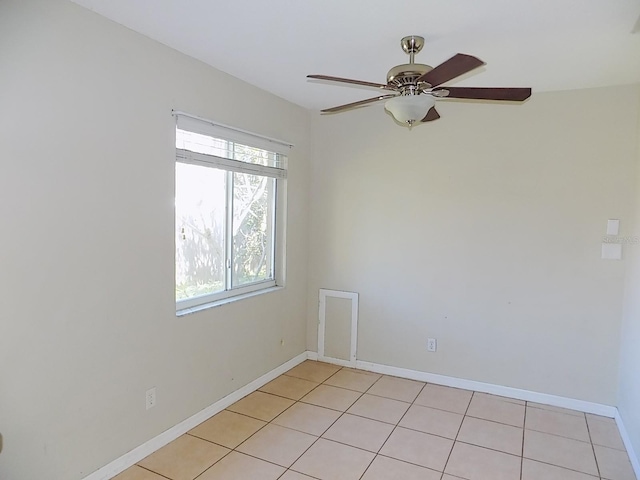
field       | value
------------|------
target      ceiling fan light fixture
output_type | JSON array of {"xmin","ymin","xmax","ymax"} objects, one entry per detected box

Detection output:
[{"xmin": 384, "ymin": 94, "xmax": 436, "ymax": 126}]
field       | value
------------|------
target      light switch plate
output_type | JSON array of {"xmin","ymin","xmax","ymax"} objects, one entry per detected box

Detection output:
[
  {"xmin": 602, "ymin": 243, "xmax": 622, "ymax": 260},
  {"xmin": 607, "ymin": 219, "xmax": 620, "ymax": 236}
]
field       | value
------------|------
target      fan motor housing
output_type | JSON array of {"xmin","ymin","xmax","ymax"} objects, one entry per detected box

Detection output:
[{"xmin": 387, "ymin": 63, "xmax": 433, "ymax": 91}]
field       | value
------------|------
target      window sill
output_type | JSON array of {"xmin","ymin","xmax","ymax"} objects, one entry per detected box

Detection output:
[{"xmin": 176, "ymin": 285, "xmax": 284, "ymax": 317}]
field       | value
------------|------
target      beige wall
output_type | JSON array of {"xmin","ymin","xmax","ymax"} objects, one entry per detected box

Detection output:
[
  {"xmin": 618, "ymin": 85, "xmax": 640, "ymax": 462},
  {"xmin": 0, "ymin": 1, "xmax": 310, "ymax": 479},
  {"xmin": 307, "ymin": 85, "xmax": 639, "ymax": 405}
]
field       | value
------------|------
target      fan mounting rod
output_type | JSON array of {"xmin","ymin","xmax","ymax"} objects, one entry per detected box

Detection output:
[{"xmin": 387, "ymin": 35, "xmax": 432, "ymax": 93}]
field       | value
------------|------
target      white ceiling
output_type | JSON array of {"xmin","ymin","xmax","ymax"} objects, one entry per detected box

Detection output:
[{"xmin": 72, "ymin": 0, "xmax": 640, "ymax": 111}]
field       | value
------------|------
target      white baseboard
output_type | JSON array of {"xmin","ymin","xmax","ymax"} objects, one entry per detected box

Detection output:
[
  {"xmin": 615, "ymin": 410, "xmax": 640, "ymax": 479},
  {"xmin": 307, "ymin": 352, "xmax": 617, "ymax": 417},
  {"xmin": 83, "ymin": 352, "xmax": 309, "ymax": 480},
  {"xmin": 316, "ymin": 355, "xmax": 354, "ymax": 368}
]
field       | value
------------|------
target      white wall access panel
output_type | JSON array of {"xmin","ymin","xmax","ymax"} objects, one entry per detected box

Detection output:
[{"xmin": 318, "ymin": 289, "xmax": 359, "ymax": 367}]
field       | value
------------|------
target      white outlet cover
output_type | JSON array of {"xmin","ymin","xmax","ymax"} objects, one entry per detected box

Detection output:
[
  {"xmin": 146, "ymin": 387, "xmax": 157, "ymax": 410},
  {"xmin": 606, "ymin": 219, "xmax": 620, "ymax": 235},
  {"xmin": 601, "ymin": 243, "xmax": 622, "ymax": 260}
]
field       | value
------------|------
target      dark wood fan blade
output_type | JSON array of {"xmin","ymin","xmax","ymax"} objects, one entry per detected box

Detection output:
[
  {"xmin": 437, "ymin": 87, "xmax": 531, "ymax": 101},
  {"xmin": 308, "ymin": 75, "xmax": 394, "ymax": 91},
  {"xmin": 320, "ymin": 94, "xmax": 397, "ymax": 113},
  {"xmin": 416, "ymin": 54, "xmax": 485, "ymax": 87},
  {"xmin": 421, "ymin": 107, "xmax": 440, "ymax": 122}
]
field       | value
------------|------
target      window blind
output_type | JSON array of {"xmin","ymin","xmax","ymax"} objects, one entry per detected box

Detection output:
[{"xmin": 173, "ymin": 111, "xmax": 293, "ymax": 155}]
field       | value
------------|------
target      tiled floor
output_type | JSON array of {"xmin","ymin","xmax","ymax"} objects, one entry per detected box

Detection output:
[{"xmin": 114, "ymin": 361, "xmax": 637, "ymax": 480}]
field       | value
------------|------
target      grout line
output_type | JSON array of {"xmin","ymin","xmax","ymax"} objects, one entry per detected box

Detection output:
[
  {"xmin": 373, "ymin": 452, "xmax": 448, "ymax": 475},
  {"xmin": 439, "ymin": 473, "xmax": 467, "ymax": 480},
  {"xmin": 345, "ymin": 409, "xmax": 408, "ymax": 426},
  {"xmin": 280, "ymin": 468, "xmax": 323, "ymax": 480},
  {"xmin": 353, "ymin": 368, "xmax": 392, "ymax": 480},
  {"xmin": 364, "ymin": 389, "xmax": 423, "ymax": 403},
  {"xmin": 412, "ymin": 397, "xmax": 522, "ymax": 426},
  {"xmin": 526, "ymin": 403, "xmax": 585, "ymax": 417},
  {"xmin": 211, "ymin": 450, "xmax": 286, "ymax": 470},
  {"xmin": 280, "ymin": 364, "xmax": 373, "ymax": 478},
  {"xmin": 521, "ymin": 426, "xmax": 594, "ymax": 444},
  {"xmin": 200, "ymin": 368, "xmax": 345, "ymax": 480},
  {"xmin": 185, "ymin": 431, "xmax": 235, "ymax": 450},
  {"xmin": 462, "ymin": 412, "xmax": 525, "ymax": 429},
  {"xmin": 277, "ymin": 367, "xmax": 350, "ymax": 467},
  {"xmin": 584, "ymin": 412, "xmax": 602, "ymax": 479},
  {"xmin": 317, "ymin": 365, "xmax": 377, "ymax": 480},
  {"xmin": 190, "ymin": 450, "xmax": 232, "ymax": 480},
  {"xmin": 521, "ymin": 402, "xmax": 527, "ymax": 480},
  {"xmin": 356, "ymin": 379, "xmax": 428, "ymax": 480},
  {"xmin": 452, "ymin": 439, "xmax": 524, "ymax": 459},
  {"xmin": 134, "ymin": 465, "xmax": 174, "ymax": 480},
  {"xmin": 520, "ymin": 458, "xmax": 602, "ymax": 478},
  {"xmin": 440, "ymin": 390, "xmax": 475, "ymax": 477},
  {"xmin": 189, "ymin": 383, "xmax": 309, "ymax": 479}
]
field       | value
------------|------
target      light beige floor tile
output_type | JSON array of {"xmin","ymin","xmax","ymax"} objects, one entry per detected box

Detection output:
[
  {"xmin": 285, "ymin": 361, "xmax": 341, "ymax": 383},
  {"xmin": 594, "ymin": 445, "xmax": 637, "ymax": 480},
  {"xmin": 367, "ymin": 375, "xmax": 425, "ymax": 403},
  {"xmin": 586, "ymin": 413, "xmax": 617, "ymax": 424},
  {"xmin": 188, "ymin": 410, "xmax": 266, "ymax": 448},
  {"xmin": 528, "ymin": 402, "xmax": 584, "ymax": 417},
  {"xmin": 522, "ymin": 458, "xmax": 600, "ymax": 480},
  {"xmin": 112, "ymin": 465, "xmax": 167, "ymax": 480},
  {"xmin": 138, "ymin": 434, "xmax": 229, "ymax": 480},
  {"xmin": 467, "ymin": 394, "xmax": 525, "ymax": 427},
  {"xmin": 347, "ymin": 393, "xmax": 410, "ymax": 424},
  {"xmin": 279, "ymin": 471, "xmax": 317, "ymax": 480},
  {"xmin": 361, "ymin": 455, "xmax": 442, "ymax": 480},
  {"xmin": 523, "ymin": 430, "xmax": 598, "ymax": 476},
  {"xmin": 300, "ymin": 384, "xmax": 362, "ymax": 411},
  {"xmin": 324, "ymin": 369, "xmax": 380, "ymax": 392},
  {"xmin": 291, "ymin": 438, "xmax": 375, "ymax": 480},
  {"xmin": 259, "ymin": 375, "xmax": 319, "ymax": 400},
  {"xmin": 236, "ymin": 424, "xmax": 317, "ymax": 467},
  {"xmin": 445, "ymin": 442, "xmax": 521, "ymax": 480},
  {"xmin": 272, "ymin": 402, "xmax": 341, "ymax": 436},
  {"xmin": 399, "ymin": 404, "xmax": 463, "ymax": 439},
  {"xmin": 227, "ymin": 391, "xmax": 294, "ymax": 421},
  {"xmin": 458, "ymin": 416, "xmax": 523, "ymax": 455},
  {"xmin": 474, "ymin": 392, "xmax": 525, "ymax": 405},
  {"xmin": 379, "ymin": 426, "xmax": 453, "ymax": 471},
  {"xmin": 322, "ymin": 413, "xmax": 394, "ymax": 452},
  {"xmin": 414, "ymin": 384, "xmax": 472, "ymax": 414},
  {"xmin": 197, "ymin": 451, "xmax": 285, "ymax": 480},
  {"xmin": 587, "ymin": 415, "xmax": 625, "ymax": 450},
  {"xmin": 525, "ymin": 407, "xmax": 590, "ymax": 442}
]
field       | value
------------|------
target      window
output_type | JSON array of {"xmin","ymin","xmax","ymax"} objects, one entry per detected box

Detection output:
[{"xmin": 174, "ymin": 113, "xmax": 289, "ymax": 312}]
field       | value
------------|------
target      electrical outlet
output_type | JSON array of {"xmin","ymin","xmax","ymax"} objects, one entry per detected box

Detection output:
[
  {"xmin": 427, "ymin": 338, "xmax": 437, "ymax": 352},
  {"xmin": 146, "ymin": 387, "xmax": 157, "ymax": 410}
]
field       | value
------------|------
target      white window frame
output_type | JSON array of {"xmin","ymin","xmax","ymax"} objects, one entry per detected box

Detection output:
[{"xmin": 173, "ymin": 112, "xmax": 291, "ymax": 314}]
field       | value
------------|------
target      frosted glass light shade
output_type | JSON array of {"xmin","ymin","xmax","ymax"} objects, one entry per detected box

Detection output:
[{"xmin": 384, "ymin": 95, "xmax": 436, "ymax": 126}]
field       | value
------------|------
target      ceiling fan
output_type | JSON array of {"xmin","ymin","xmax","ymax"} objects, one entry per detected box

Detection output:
[{"xmin": 308, "ymin": 35, "xmax": 531, "ymax": 127}]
